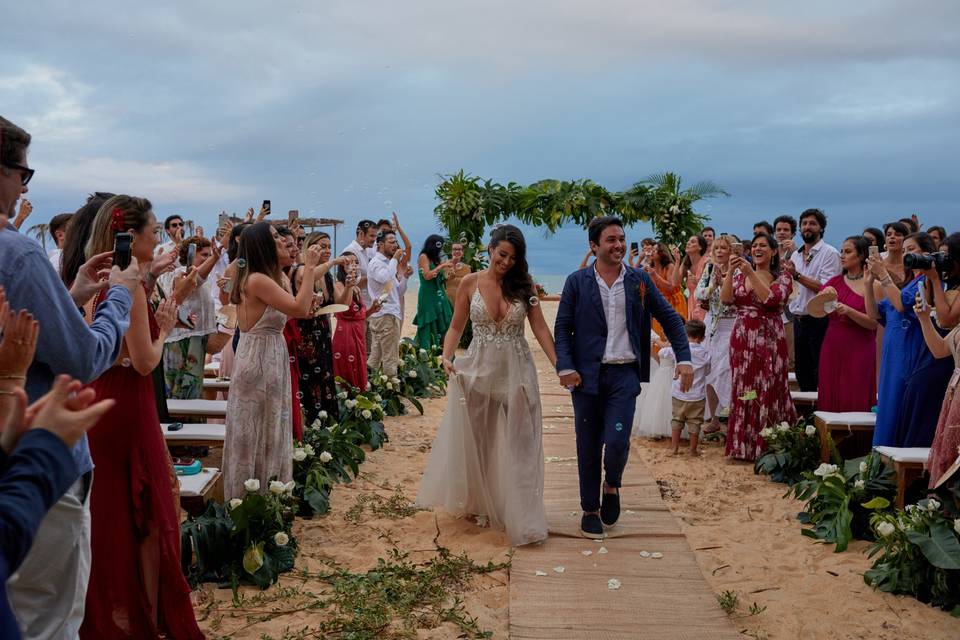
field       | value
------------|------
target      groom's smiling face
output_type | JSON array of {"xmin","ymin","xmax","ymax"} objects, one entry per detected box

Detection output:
[{"xmin": 591, "ymin": 225, "xmax": 626, "ymax": 266}]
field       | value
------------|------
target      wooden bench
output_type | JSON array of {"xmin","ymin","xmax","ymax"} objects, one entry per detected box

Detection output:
[
  {"xmin": 203, "ymin": 361, "xmax": 220, "ymax": 378},
  {"xmin": 788, "ymin": 372, "xmax": 799, "ymax": 392},
  {"xmin": 166, "ymin": 399, "xmax": 228, "ymax": 419},
  {"xmin": 875, "ymin": 446, "xmax": 930, "ymax": 509},
  {"xmin": 163, "ymin": 422, "xmax": 225, "ymax": 448},
  {"xmin": 178, "ymin": 467, "xmax": 223, "ymax": 516},
  {"xmin": 813, "ymin": 411, "xmax": 876, "ymax": 462},
  {"xmin": 791, "ymin": 390, "xmax": 818, "ymax": 413},
  {"xmin": 201, "ymin": 378, "xmax": 230, "ymax": 400}
]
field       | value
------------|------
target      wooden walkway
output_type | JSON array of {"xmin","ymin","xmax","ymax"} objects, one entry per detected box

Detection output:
[{"xmin": 508, "ymin": 393, "xmax": 740, "ymax": 639}]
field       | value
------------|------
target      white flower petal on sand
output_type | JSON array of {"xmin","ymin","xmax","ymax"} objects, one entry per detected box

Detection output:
[
  {"xmin": 650, "ymin": 552, "xmax": 663, "ymax": 559},
  {"xmin": 582, "ymin": 550, "xmax": 593, "ymax": 556},
  {"xmin": 598, "ymin": 547, "xmax": 608, "ymax": 554},
  {"xmin": 553, "ymin": 566, "xmax": 565, "ymax": 573},
  {"xmin": 608, "ymin": 578, "xmax": 621, "ymax": 590},
  {"xmin": 639, "ymin": 551, "xmax": 651, "ymax": 558},
  {"xmin": 535, "ymin": 570, "xmax": 548, "ymax": 577}
]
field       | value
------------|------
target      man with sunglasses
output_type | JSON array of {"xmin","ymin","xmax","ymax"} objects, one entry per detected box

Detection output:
[{"xmin": 156, "ymin": 214, "xmax": 185, "ymax": 256}]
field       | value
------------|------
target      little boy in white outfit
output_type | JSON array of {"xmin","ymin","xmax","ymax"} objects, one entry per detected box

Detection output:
[{"xmin": 660, "ymin": 319, "xmax": 709, "ymax": 456}]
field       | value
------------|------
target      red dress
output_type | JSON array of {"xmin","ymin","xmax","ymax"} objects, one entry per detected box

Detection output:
[
  {"xmin": 283, "ymin": 317, "xmax": 304, "ymax": 441},
  {"xmin": 332, "ymin": 292, "xmax": 368, "ymax": 391},
  {"xmin": 81, "ymin": 291, "xmax": 203, "ymax": 639},
  {"xmin": 817, "ymin": 275, "xmax": 877, "ymax": 412},
  {"xmin": 725, "ymin": 271, "xmax": 798, "ymax": 461}
]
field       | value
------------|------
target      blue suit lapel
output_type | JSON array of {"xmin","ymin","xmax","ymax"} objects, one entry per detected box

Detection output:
[{"xmin": 584, "ymin": 267, "xmax": 607, "ymax": 332}]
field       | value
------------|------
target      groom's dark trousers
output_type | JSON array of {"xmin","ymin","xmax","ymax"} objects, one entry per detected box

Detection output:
[{"xmin": 571, "ymin": 363, "xmax": 641, "ymax": 512}]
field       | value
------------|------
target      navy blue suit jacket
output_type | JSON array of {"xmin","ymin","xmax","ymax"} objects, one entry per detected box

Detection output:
[{"xmin": 554, "ymin": 265, "xmax": 691, "ymax": 395}]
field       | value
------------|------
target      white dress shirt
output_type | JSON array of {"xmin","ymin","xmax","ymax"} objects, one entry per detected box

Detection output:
[
  {"xmin": 367, "ymin": 252, "xmax": 408, "ymax": 321},
  {"xmin": 344, "ymin": 239, "xmax": 373, "ymax": 306},
  {"xmin": 595, "ymin": 265, "xmax": 635, "ymax": 364},
  {"xmin": 47, "ymin": 247, "xmax": 62, "ymax": 274},
  {"xmin": 661, "ymin": 343, "xmax": 709, "ymax": 402},
  {"xmin": 788, "ymin": 239, "xmax": 841, "ymax": 316}
]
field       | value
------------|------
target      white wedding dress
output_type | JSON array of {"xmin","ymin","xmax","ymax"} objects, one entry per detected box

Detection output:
[
  {"xmin": 416, "ymin": 285, "xmax": 548, "ymax": 546},
  {"xmin": 632, "ymin": 346, "xmax": 675, "ymax": 439}
]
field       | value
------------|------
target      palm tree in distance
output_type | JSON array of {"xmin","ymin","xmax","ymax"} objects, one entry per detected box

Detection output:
[{"xmin": 27, "ymin": 223, "xmax": 50, "ymax": 251}]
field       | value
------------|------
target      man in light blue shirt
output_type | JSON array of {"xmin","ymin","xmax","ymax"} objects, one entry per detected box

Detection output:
[{"xmin": 0, "ymin": 115, "xmax": 140, "ymax": 639}]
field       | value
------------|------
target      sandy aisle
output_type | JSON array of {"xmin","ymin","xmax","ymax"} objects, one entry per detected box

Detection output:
[{"xmin": 193, "ymin": 295, "xmax": 957, "ymax": 639}]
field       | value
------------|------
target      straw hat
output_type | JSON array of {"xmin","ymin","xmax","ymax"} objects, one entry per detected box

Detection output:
[{"xmin": 807, "ymin": 287, "xmax": 838, "ymax": 318}]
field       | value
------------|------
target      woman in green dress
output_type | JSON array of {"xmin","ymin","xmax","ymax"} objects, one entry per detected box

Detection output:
[{"xmin": 413, "ymin": 234, "xmax": 454, "ymax": 349}]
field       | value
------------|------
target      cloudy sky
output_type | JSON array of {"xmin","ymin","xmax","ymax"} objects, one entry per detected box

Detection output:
[{"xmin": 4, "ymin": 1, "xmax": 958, "ymax": 274}]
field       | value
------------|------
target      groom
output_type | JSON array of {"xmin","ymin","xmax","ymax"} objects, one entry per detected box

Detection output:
[{"xmin": 555, "ymin": 216, "xmax": 692, "ymax": 538}]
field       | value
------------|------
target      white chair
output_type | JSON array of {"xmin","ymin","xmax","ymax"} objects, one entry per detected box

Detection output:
[
  {"xmin": 166, "ymin": 399, "xmax": 228, "ymax": 419},
  {"xmin": 791, "ymin": 390, "xmax": 818, "ymax": 411},
  {"xmin": 874, "ymin": 446, "xmax": 930, "ymax": 508},
  {"xmin": 813, "ymin": 411, "xmax": 876, "ymax": 462}
]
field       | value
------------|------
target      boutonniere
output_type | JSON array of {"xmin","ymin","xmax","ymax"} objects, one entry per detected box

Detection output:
[{"xmin": 636, "ymin": 281, "xmax": 647, "ymax": 307}]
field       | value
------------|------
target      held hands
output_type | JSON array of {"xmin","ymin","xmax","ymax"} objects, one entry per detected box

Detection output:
[
  {"xmin": 155, "ymin": 298, "xmax": 178, "ymax": 335},
  {"xmin": 559, "ymin": 371, "xmax": 582, "ymax": 389},
  {"xmin": 673, "ymin": 363, "xmax": 694, "ymax": 393},
  {"xmin": 0, "ymin": 376, "xmax": 117, "ymax": 453}
]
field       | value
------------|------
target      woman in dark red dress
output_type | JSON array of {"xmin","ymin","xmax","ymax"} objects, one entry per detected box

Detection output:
[
  {"xmin": 817, "ymin": 236, "xmax": 878, "ymax": 412},
  {"xmin": 278, "ymin": 228, "xmax": 304, "ymax": 441},
  {"xmin": 81, "ymin": 196, "xmax": 203, "ymax": 639},
  {"xmin": 721, "ymin": 232, "xmax": 798, "ymax": 461},
  {"xmin": 332, "ymin": 253, "xmax": 374, "ymax": 391}
]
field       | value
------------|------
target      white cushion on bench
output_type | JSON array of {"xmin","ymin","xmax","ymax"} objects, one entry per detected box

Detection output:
[
  {"xmin": 179, "ymin": 467, "xmax": 221, "ymax": 497},
  {"xmin": 163, "ymin": 423, "xmax": 225, "ymax": 442},
  {"xmin": 166, "ymin": 399, "xmax": 228, "ymax": 417},
  {"xmin": 791, "ymin": 391, "xmax": 818, "ymax": 402},
  {"xmin": 874, "ymin": 446, "xmax": 930, "ymax": 464},
  {"xmin": 788, "ymin": 372, "xmax": 796, "ymax": 382},
  {"xmin": 814, "ymin": 411, "xmax": 876, "ymax": 426}
]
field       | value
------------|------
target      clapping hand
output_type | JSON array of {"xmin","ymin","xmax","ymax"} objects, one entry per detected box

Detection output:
[
  {"xmin": 244, "ymin": 207, "xmax": 255, "ymax": 223},
  {"xmin": 151, "ymin": 246, "xmax": 180, "ymax": 277},
  {"xmin": 155, "ymin": 298, "xmax": 178, "ymax": 336},
  {"xmin": 0, "ymin": 300, "xmax": 39, "ymax": 384}
]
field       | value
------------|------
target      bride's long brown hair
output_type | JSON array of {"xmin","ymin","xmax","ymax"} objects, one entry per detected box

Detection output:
[{"xmin": 489, "ymin": 224, "xmax": 536, "ymax": 307}]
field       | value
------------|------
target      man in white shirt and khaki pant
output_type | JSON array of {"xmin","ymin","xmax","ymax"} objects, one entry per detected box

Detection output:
[
  {"xmin": 366, "ymin": 230, "xmax": 409, "ymax": 377},
  {"xmin": 784, "ymin": 208, "xmax": 841, "ymax": 392}
]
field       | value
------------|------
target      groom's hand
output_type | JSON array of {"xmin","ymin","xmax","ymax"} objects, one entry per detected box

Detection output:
[
  {"xmin": 559, "ymin": 372, "xmax": 581, "ymax": 389},
  {"xmin": 674, "ymin": 363, "xmax": 694, "ymax": 393}
]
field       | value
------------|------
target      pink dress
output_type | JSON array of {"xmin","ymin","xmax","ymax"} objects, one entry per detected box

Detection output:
[
  {"xmin": 817, "ymin": 275, "xmax": 877, "ymax": 412},
  {"xmin": 927, "ymin": 327, "xmax": 960, "ymax": 487},
  {"xmin": 725, "ymin": 271, "xmax": 798, "ymax": 461}
]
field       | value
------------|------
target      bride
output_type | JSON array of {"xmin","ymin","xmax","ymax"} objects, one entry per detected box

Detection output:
[{"xmin": 416, "ymin": 225, "xmax": 557, "ymax": 545}]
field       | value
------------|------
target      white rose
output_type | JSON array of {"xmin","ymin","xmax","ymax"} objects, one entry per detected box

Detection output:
[
  {"xmin": 926, "ymin": 499, "xmax": 941, "ymax": 512},
  {"xmin": 805, "ymin": 425, "xmax": 817, "ymax": 436},
  {"xmin": 877, "ymin": 521, "xmax": 896, "ymax": 538},
  {"xmin": 905, "ymin": 504, "xmax": 915, "ymax": 513},
  {"xmin": 319, "ymin": 451, "xmax": 333, "ymax": 463},
  {"xmin": 954, "ymin": 519, "xmax": 960, "ymax": 535},
  {"xmin": 283, "ymin": 481, "xmax": 296, "ymax": 495},
  {"xmin": 812, "ymin": 463, "xmax": 839, "ymax": 478},
  {"xmin": 311, "ymin": 419, "xmax": 322, "ymax": 429},
  {"xmin": 759, "ymin": 427, "xmax": 773, "ymax": 438},
  {"xmin": 391, "ymin": 377, "xmax": 401, "ymax": 385},
  {"xmin": 777, "ymin": 422, "xmax": 790, "ymax": 433},
  {"xmin": 419, "ymin": 348, "xmax": 427, "ymax": 355},
  {"xmin": 859, "ymin": 460, "xmax": 868, "ymax": 474},
  {"xmin": 244, "ymin": 478, "xmax": 260, "ymax": 492},
  {"xmin": 386, "ymin": 382, "xmax": 393, "ymax": 390},
  {"xmin": 854, "ymin": 479, "xmax": 865, "ymax": 489},
  {"xmin": 318, "ymin": 410, "xmax": 328, "ymax": 420},
  {"xmin": 337, "ymin": 391, "xmax": 348, "ymax": 399},
  {"xmin": 345, "ymin": 399, "xmax": 357, "ymax": 410},
  {"xmin": 380, "ymin": 375, "xmax": 388, "ymax": 383},
  {"xmin": 362, "ymin": 409, "xmax": 372, "ymax": 420},
  {"xmin": 274, "ymin": 532, "xmax": 289, "ymax": 547},
  {"xmin": 228, "ymin": 498, "xmax": 243, "ymax": 510},
  {"xmin": 407, "ymin": 370, "xmax": 418, "ymax": 378},
  {"xmin": 269, "ymin": 480, "xmax": 286, "ymax": 495},
  {"xmin": 293, "ymin": 449, "xmax": 307, "ymax": 462},
  {"xmin": 304, "ymin": 444, "xmax": 315, "ymax": 456},
  {"xmin": 374, "ymin": 394, "xmax": 382, "ymax": 402}
]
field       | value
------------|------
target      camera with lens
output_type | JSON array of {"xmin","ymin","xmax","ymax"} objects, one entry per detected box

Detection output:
[{"xmin": 903, "ymin": 251, "xmax": 953, "ymax": 273}]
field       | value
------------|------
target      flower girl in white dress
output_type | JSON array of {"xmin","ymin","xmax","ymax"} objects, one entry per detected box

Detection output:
[{"xmin": 632, "ymin": 338, "xmax": 675, "ymax": 439}]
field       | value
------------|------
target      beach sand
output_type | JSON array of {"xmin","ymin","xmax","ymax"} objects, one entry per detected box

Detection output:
[{"xmin": 193, "ymin": 295, "xmax": 957, "ymax": 639}]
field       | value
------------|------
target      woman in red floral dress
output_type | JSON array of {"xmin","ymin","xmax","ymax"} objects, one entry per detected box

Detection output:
[
  {"xmin": 720, "ymin": 232, "xmax": 798, "ymax": 461},
  {"xmin": 332, "ymin": 253, "xmax": 378, "ymax": 391}
]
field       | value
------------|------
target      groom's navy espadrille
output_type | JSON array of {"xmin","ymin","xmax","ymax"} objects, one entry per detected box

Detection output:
[
  {"xmin": 580, "ymin": 513, "xmax": 604, "ymax": 539},
  {"xmin": 600, "ymin": 490, "xmax": 620, "ymax": 526}
]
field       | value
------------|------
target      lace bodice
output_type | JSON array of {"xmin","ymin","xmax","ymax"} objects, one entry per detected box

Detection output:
[{"xmin": 468, "ymin": 289, "xmax": 528, "ymax": 349}]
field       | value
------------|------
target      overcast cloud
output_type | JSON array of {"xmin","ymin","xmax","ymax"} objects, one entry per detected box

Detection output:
[{"xmin": 3, "ymin": 1, "xmax": 958, "ymax": 272}]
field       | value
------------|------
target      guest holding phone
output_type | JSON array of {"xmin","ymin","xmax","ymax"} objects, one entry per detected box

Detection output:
[
  {"xmin": 80, "ymin": 195, "xmax": 203, "ymax": 639},
  {"xmin": 816, "ymin": 236, "xmax": 878, "ymax": 412},
  {"xmin": 672, "ymin": 234, "xmax": 708, "ymax": 321}
]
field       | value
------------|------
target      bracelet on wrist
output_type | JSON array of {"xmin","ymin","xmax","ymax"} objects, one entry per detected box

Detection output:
[{"xmin": 0, "ymin": 374, "xmax": 27, "ymax": 380}]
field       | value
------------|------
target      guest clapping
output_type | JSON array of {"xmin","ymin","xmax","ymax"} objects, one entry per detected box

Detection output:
[
  {"xmin": 721, "ymin": 233, "xmax": 797, "ymax": 461},
  {"xmin": 694, "ymin": 235, "xmax": 737, "ymax": 432},
  {"xmin": 413, "ymin": 234, "xmax": 454, "ymax": 350},
  {"xmin": 367, "ymin": 230, "xmax": 410, "ymax": 377}
]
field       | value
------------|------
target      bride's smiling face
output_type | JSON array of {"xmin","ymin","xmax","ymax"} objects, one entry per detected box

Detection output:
[{"xmin": 488, "ymin": 240, "xmax": 516, "ymax": 275}]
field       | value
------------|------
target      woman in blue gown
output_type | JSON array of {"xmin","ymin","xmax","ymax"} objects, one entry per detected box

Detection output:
[{"xmin": 867, "ymin": 232, "xmax": 952, "ymax": 447}]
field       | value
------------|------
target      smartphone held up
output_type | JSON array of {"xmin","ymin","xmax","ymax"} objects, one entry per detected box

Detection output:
[{"xmin": 113, "ymin": 232, "xmax": 134, "ymax": 270}]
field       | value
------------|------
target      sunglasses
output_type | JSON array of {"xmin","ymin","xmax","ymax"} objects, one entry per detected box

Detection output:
[
  {"xmin": 168, "ymin": 222, "xmax": 184, "ymax": 228},
  {"xmin": 2, "ymin": 161, "xmax": 34, "ymax": 186}
]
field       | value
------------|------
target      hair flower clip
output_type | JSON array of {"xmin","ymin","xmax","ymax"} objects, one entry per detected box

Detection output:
[{"xmin": 111, "ymin": 208, "xmax": 126, "ymax": 232}]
